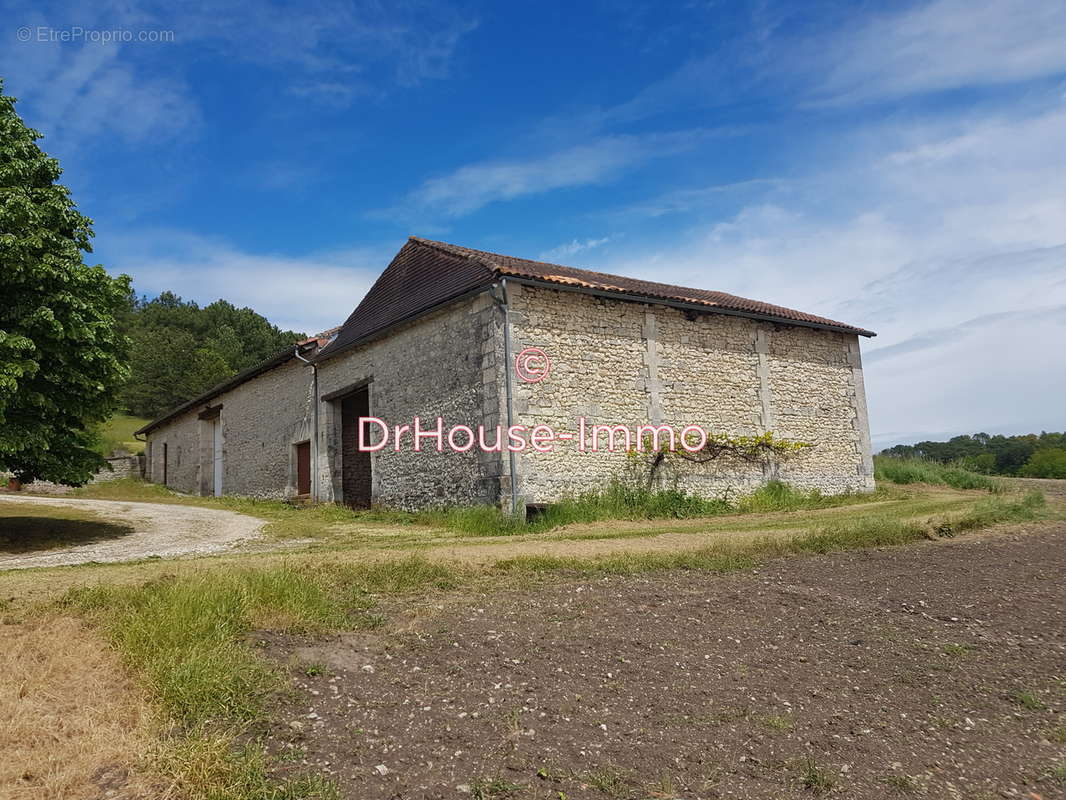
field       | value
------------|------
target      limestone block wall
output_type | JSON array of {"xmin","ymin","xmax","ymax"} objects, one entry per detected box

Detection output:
[
  {"xmin": 216, "ymin": 359, "xmax": 315, "ymax": 498},
  {"xmin": 144, "ymin": 358, "xmax": 315, "ymax": 499},
  {"xmin": 507, "ymin": 285, "xmax": 874, "ymax": 502},
  {"xmin": 142, "ymin": 284, "xmax": 873, "ymax": 508},
  {"xmin": 90, "ymin": 455, "xmax": 145, "ymax": 483},
  {"xmin": 145, "ymin": 410, "xmax": 200, "ymax": 493},
  {"xmin": 316, "ymin": 293, "xmax": 502, "ymax": 510}
]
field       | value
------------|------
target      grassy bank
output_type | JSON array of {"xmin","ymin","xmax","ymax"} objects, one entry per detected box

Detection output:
[
  {"xmin": 64, "ymin": 477, "xmax": 892, "ymax": 539},
  {"xmin": 874, "ymin": 454, "xmax": 1003, "ymax": 491},
  {"xmin": 50, "ymin": 488, "xmax": 1048, "ymax": 799},
  {"xmin": 422, "ymin": 479, "xmax": 894, "ymax": 535},
  {"xmin": 96, "ymin": 414, "xmax": 150, "ymax": 456}
]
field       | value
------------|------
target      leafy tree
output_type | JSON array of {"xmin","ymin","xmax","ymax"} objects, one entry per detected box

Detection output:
[
  {"xmin": 1019, "ymin": 448, "xmax": 1066, "ymax": 479},
  {"xmin": 0, "ymin": 80, "xmax": 131, "ymax": 484},
  {"xmin": 881, "ymin": 431, "xmax": 1066, "ymax": 476},
  {"xmin": 120, "ymin": 293, "xmax": 304, "ymax": 419},
  {"xmin": 957, "ymin": 453, "xmax": 996, "ymax": 474}
]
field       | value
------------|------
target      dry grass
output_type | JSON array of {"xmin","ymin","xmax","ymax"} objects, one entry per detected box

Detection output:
[{"xmin": 0, "ymin": 616, "xmax": 161, "ymax": 800}]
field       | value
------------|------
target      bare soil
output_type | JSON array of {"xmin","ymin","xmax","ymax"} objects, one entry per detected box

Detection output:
[{"xmin": 260, "ymin": 523, "xmax": 1066, "ymax": 799}]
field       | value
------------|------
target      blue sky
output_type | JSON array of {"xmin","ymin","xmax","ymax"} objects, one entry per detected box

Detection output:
[{"xmin": 2, "ymin": 0, "xmax": 1065, "ymax": 448}]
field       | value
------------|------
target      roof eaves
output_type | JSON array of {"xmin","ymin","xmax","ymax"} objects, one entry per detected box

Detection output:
[
  {"xmin": 498, "ymin": 273, "xmax": 876, "ymax": 337},
  {"xmin": 134, "ymin": 340, "xmax": 318, "ymax": 436},
  {"xmin": 410, "ymin": 237, "xmax": 874, "ymax": 337}
]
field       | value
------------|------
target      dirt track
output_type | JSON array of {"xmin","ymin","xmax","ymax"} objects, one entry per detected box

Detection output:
[
  {"xmin": 0, "ymin": 495, "xmax": 263, "ymax": 569},
  {"xmin": 263, "ymin": 522, "xmax": 1066, "ymax": 799}
]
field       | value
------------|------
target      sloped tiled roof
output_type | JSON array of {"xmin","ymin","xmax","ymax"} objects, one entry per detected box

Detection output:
[{"xmin": 319, "ymin": 237, "xmax": 874, "ymax": 358}]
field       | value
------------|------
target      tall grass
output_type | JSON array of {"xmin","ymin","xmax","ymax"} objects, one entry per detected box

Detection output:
[
  {"xmin": 61, "ymin": 558, "xmax": 456, "ymax": 800},
  {"xmin": 76, "ymin": 477, "xmax": 891, "ymax": 538},
  {"xmin": 418, "ymin": 480, "xmax": 887, "ymax": 536},
  {"xmin": 874, "ymin": 455, "xmax": 1003, "ymax": 492}
]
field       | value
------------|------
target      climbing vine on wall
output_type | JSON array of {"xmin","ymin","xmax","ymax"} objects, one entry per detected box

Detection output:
[{"xmin": 634, "ymin": 431, "xmax": 811, "ymax": 488}]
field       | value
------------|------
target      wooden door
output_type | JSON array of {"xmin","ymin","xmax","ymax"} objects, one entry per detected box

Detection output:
[
  {"xmin": 295, "ymin": 441, "xmax": 311, "ymax": 496},
  {"xmin": 340, "ymin": 388, "xmax": 372, "ymax": 508}
]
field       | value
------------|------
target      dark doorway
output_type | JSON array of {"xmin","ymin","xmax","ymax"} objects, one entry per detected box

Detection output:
[
  {"xmin": 162, "ymin": 442, "xmax": 168, "ymax": 487},
  {"xmin": 295, "ymin": 441, "xmax": 311, "ymax": 496},
  {"xmin": 340, "ymin": 387, "xmax": 372, "ymax": 508}
]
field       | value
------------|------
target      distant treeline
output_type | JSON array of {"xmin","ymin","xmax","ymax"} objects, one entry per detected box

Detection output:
[
  {"xmin": 121, "ymin": 292, "xmax": 304, "ymax": 420},
  {"xmin": 880, "ymin": 432, "xmax": 1066, "ymax": 479}
]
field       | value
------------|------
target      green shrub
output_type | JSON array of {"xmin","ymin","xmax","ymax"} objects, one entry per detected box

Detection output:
[{"xmin": 1019, "ymin": 448, "xmax": 1066, "ymax": 479}]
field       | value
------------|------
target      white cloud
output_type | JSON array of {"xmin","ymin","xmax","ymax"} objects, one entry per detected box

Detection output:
[
  {"xmin": 102, "ymin": 229, "xmax": 395, "ymax": 335},
  {"xmin": 170, "ymin": 0, "xmax": 478, "ymax": 95},
  {"xmin": 612, "ymin": 179, "xmax": 786, "ymax": 219},
  {"xmin": 0, "ymin": 0, "xmax": 478, "ymax": 148},
  {"xmin": 538, "ymin": 236, "xmax": 614, "ymax": 263},
  {"xmin": 0, "ymin": 32, "xmax": 199, "ymax": 147},
  {"xmin": 386, "ymin": 130, "xmax": 710, "ymax": 220},
  {"xmin": 808, "ymin": 0, "xmax": 1066, "ymax": 102},
  {"xmin": 599, "ymin": 103, "xmax": 1066, "ymax": 443}
]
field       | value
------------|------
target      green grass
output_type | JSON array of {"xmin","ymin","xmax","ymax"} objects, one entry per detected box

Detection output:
[
  {"xmin": 798, "ymin": 757, "xmax": 835, "ymax": 794},
  {"xmin": 495, "ymin": 492, "xmax": 1047, "ymax": 575},
  {"xmin": 416, "ymin": 480, "xmax": 890, "ymax": 536},
  {"xmin": 1047, "ymin": 759, "xmax": 1066, "ymax": 785},
  {"xmin": 60, "ymin": 557, "xmax": 457, "ymax": 800},
  {"xmin": 874, "ymin": 455, "xmax": 1003, "ymax": 492},
  {"xmin": 64, "ymin": 477, "xmax": 891, "ymax": 540},
  {"xmin": 1010, "ymin": 688, "xmax": 1046, "ymax": 711},
  {"xmin": 96, "ymin": 414, "xmax": 150, "ymax": 456},
  {"xmin": 46, "ymin": 484, "xmax": 1050, "ymax": 800}
]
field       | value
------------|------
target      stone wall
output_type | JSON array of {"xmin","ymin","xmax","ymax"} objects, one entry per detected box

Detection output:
[
  {"xmin": 5, "ymin": 455, "xmax": 144, "ymax": 494},
  {"xmin": 92, "ymin": 454, "xmax": 144, "ymax": 483},
  {"xmin": 316, "ymin": 293, "xmax": 502, "ymax": 510},
  {"xmin": 144, "ymin": 357, "xmax": 315, "ymax": 498},
  {"xmin": 145, "ymin": 409, "xmax": 201, "ymax": 493},
  {"xmin": 507, "ymin": 284, "xmax": 874, "ymax": 503},
  {"xmin": 141, "ymin": 283, "xmax": 873, "ymax": 509}
]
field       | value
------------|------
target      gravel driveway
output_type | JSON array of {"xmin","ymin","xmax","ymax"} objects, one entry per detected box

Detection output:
[{"xmin": 0, "ymin": 495, "xmax": 264, "ymax": 570}]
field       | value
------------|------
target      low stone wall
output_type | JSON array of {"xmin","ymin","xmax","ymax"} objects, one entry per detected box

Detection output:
[
  {"xmin": 2, "ymin": 454, "xmax": 145, "ymax": 494},
  {"xmin": 91, "ymin": 454, "xmax": 145, "ymax": 483}
]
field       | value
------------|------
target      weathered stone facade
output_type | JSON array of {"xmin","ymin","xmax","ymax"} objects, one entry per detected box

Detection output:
[
  {"xmin": 142, "ymin": 269, "xmax": 873, "ymax": 508},
  {"xmin": 145, "ymin": 357, "xmax": 315, "ymax": 499},
  {"xmin": 506, "ymin": 284, "xmax": 874, "ymax": 501},
  {"xmin": 315, "ymin": 294, "xmax": 502, "ymax": 510}
]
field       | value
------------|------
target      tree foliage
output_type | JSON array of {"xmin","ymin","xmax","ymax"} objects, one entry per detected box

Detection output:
[
  {"xmin": 0, "ymin": 80, "xmax": 131, "ymax": 484},
  {"xmin": 881, "ymin": 432, "xmax": 1066, "ymax": 477},
  {"xmin": 120, "ymin": 291, "xmax": 304, "ymax": 419},
  {"xmin": 1018, "ymin": 448, "xmax": 1066, "ymax": 480}
]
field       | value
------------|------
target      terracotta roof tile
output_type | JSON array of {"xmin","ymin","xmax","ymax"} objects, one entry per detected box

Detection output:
[{"xmin": 321, "ymin": 236, "xmax": 874, "ymax": 358}]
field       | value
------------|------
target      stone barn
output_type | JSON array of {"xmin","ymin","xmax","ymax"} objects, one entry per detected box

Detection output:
[{"xmin": 138, "ymin": 237, "xmax": 875, "ymax": 511}]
